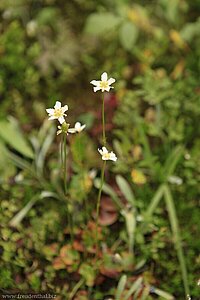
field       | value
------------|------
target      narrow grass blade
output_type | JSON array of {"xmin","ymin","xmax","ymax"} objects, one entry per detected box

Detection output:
[
  {"xmin": 36, "ymin": 126, "xmax": 56, "ymax": 175},
  {"xmin": 9, "ymin": 194, "xmax": 39, "ymax": 228},
  {"xmin": 116, "ymin": 175, "xmax": 135, "ymax": 207},
  {"xmin": 124, "ymin": 277, "xmax": 143, "ymax": 300},
  {"xmin": 140, "ymin": 285, "xmax": 150, "ymax": 300},
  {"xmin": 153, "ymin": 287, "xmax": 174, "ymax": 300},
  {"xmin": 162, "ymin": 145, "xmax": 184, "ymax": 181},
  {"xmin": 145, "ymin": 184, "xmax": 165, "ymax": 218},
  {"xmin": 9, "ymin": 191, "xmax": 58, "ymax": 227},
  {"xmin": 68, "ymin": 278, "xmax": 84, "ymax": 300},
  {"xmin": 116, "ymin": 275, "xmax": 127, "ymax": 300},
  {"xmin": 164, "ymin": 184, "xmax": 190, "ymax": 297},
  {"xmin": 137, "ymin": 120, "xmax": 156, "ymax": 169},
  {"xmin": 8, "ymin": 152, "xmax": 35, "ymax": 175}
]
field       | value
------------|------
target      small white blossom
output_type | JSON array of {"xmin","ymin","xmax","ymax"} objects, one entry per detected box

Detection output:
[
  {"xmin": 68, "ymin": 122, "xmax": 86, "ymax": 133},
  {"xmin": 46, "ymin": 101, "xmax": 68, "ymax": 124},
  {"xmin": 168, "ymin": 175, "xmax": 183, "ymax": 185},
  {"xmin": 57, "ymin": 125, "xmax": 63, "ymax": 135},
  {"xmin": 90, "ymin": 72, "xmax": 115, "ymax": 92},
  {"xmin": 26, "ymin": 20, "xmax": 38, "ymax": 37},
  {"xmin": 57, "ymin": 123, "xmax": 72, "ymax": 135},
  {"xmin": 184, "ymin": 153, "xmax": 191, "ymax": 160},
  {"xmin": 98, "ymin": 146, "xmax": 117, "ymax": 162}
]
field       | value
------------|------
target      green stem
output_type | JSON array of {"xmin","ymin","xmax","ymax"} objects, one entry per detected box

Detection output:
[
  {"xmin": 61, "ymin": 134, "xmax": 64, "ymax": 169},
  {"xmin": 63, "ymin": 134, "xmax": 67, "ymax": 195},
  {"xmin": 95, "ymin": 160, "xmax": 106, "ymax": 257},
  {"xmin": 164, "ymin": 184, "xmax": 190, "ymax": 297},
  {"xmin": 62, "ymin": 134, "xmax": 74, "ymax": 242},
  {"xmin": 102, "ymin": 94, "xmax": 106, "ymax": 146},
  {"xmin": 68, "ymin": 278, "xmax": 84, "ymax": 300},
  {"xmin": 77, "ymin": 134, "xmax": 89, "ymax": 223}
]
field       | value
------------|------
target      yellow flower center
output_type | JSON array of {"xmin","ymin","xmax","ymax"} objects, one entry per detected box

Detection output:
[
  {"xmin": 54, "ymin": 108, "xmax": 63, "ymax": 117},
  {"xmin": 103, "ymin": 153, "xmax": 110, "ymax": 159},
  {"xmin": 100, "ymin": 81, "xmax": 109, "ymax": 89}
]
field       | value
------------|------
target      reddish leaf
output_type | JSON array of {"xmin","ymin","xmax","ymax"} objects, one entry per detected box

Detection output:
[
  {"xmin": 99, "ymin": 210, "xmax": 118, "ymax": 226},
  {"xmin": 100, "ymin": 197, "xmax": 117, "ymax": 212},
  {"xmin": 100, "ymin": 266, "xmax": 120, "ymax": 278},
  {"xmin": 52, "ymin": 257, "xmax": 66, "ymax": 270},
  {"xmin": 73, "ymin": 240, "xmax": 85, "ymax": 252}
]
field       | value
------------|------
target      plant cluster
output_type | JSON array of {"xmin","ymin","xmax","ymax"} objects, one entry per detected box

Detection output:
[{"xmin": 0, "ymin": 0, "xmax": 200, "ymax": 299}]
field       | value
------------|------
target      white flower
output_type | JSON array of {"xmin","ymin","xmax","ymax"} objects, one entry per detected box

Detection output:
[
  {"xmin": 46, "ymin": 101, "xmax": 68, "ymax": 124},
  {"xmin": 90, "ymin": 72, "xmax": 115, "ymax": 92},
  {"xmin": 68, "ymin": 122, "xmax": 86, "ymax": 133},
  {"xmin": 98, "ymin": 146, "xmax": 117, "ymax": 162},
  {"xmin": 168, "ymin": 175, "xmax": 183, "ymax": 185}
]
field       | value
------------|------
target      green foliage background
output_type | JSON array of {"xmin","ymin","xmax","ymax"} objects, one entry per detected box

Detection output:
[{"xmin": 0, "ymin": 0, "xmax": 200, "ymax": 299}]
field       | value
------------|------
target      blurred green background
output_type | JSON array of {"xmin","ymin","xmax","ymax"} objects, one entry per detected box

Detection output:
[{"xmin": 0, "ymin": 0, "xmax": 200, "ymax": 299}]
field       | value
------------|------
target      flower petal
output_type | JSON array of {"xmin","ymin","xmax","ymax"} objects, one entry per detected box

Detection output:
[
  {"xmin": 90, "ymin": 80, "xmax": 99, "ymax": 86},
  {"xmin": 108, "ymin": 77, "xmax": 115, "ymax": 85},
  {"xmin": 58, "ymin": 116, "xmax": 65, "ymax": 124},
  {"xmin": 102, "ymin": 147, "xmax": 108, "ymax": 154},
  {"xmin": 48, "ymin": 116, "xmax": 57, "ymax": 120},
  {"xmin": 46, "ymin": 108, "xmax": 54, "ymax": 115},
  {"xmin": 68, "ymin": 128, "xmax": 76, "ymax": 133},
  {"xmin": 101, "ymin": 72, "xmax": 108, "ymax": 81},
  {"xmin": 75, "ymin": 122, "xmax": 81, "ymax": 129},
  {"xmin": 57, "ymin": 130, "xmax": 62, "ymax": 135},
  {"xmin": 105, "ymin": 87, "xmax": 111, "ymax": 92},
  {"xmin": 110, "ymin": 152, "xmax": 117, "ymax": 161},
  {"xmin": 80, "ymin": 124, "xmax": 86, "ymax": 131},
  {"xmin": 94, "ymin": 86, "xmax": 101, "ymax": 92},
  {"xmin": 62, "ymin": 105, "xmax": 68, "ymax": 112},
  {"xmin": 98, "ymin": 148, "xmax": 103, "ymax": 155},
  {"xmin": 54, "ymin": 101, "xmax": 61, "ymax": 109}
]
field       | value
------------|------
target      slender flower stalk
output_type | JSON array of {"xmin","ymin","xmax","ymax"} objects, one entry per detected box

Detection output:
[
  {"xmin": 95, "ymin": 160, "xmax": 106, "ymax": 257},
  {"xmin": 62, "ymin": 126, "xmax": 74, "ymax": 242},
  {"xmin": 102, "ymin": 94, "xmax": 106, "ymax": 146},
  {"xmin": 90, "ymin": 72, "xmax": 117, "ymax": 258},
  {"xmin": 46, "ymin": 102, "xmax": 77, "ymax": 243}
]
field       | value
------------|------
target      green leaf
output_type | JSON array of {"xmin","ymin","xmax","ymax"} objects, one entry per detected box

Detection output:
[
  {"xmin": 9, "ymin": 191, "xmax": 58, "ymax": 227},
  {"xmin": 119, "ymin": 21, "xmax": 138, "ymax": 51},
  {"xmin": 116, "ymin": 274, "xmax": 127, "ymax": 300},
  {"xmin": 180, "ymin": 19, "xmax": 200, "ymax": 42},
  {"xmin": 116, "ymin": 175, "xmax": 135, "ymax": 207},
  {"xmin": 79, "ymin": 263, "xmax": 96, "ymax": 287},
  {"xmin": 0, "ymin": 140, "xmax": 15, "ymax": 180},
  {"xmin": 121, "ymin": 209, "xmax": 136, "ymax": 253},
  {"xmin": 0, "ymin": 119, "xmax": 34, "ymax": 158},
  {"xmin": 164, "ymin": 185, "xmax": 189, "ymax": 297},
  {"xmin": 36, "ymin": 125, "xmax": 56, "ymax": 175},
  {"xmin": 84, "ymin": 12, "xmax": 121, "ymax": 36}
]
